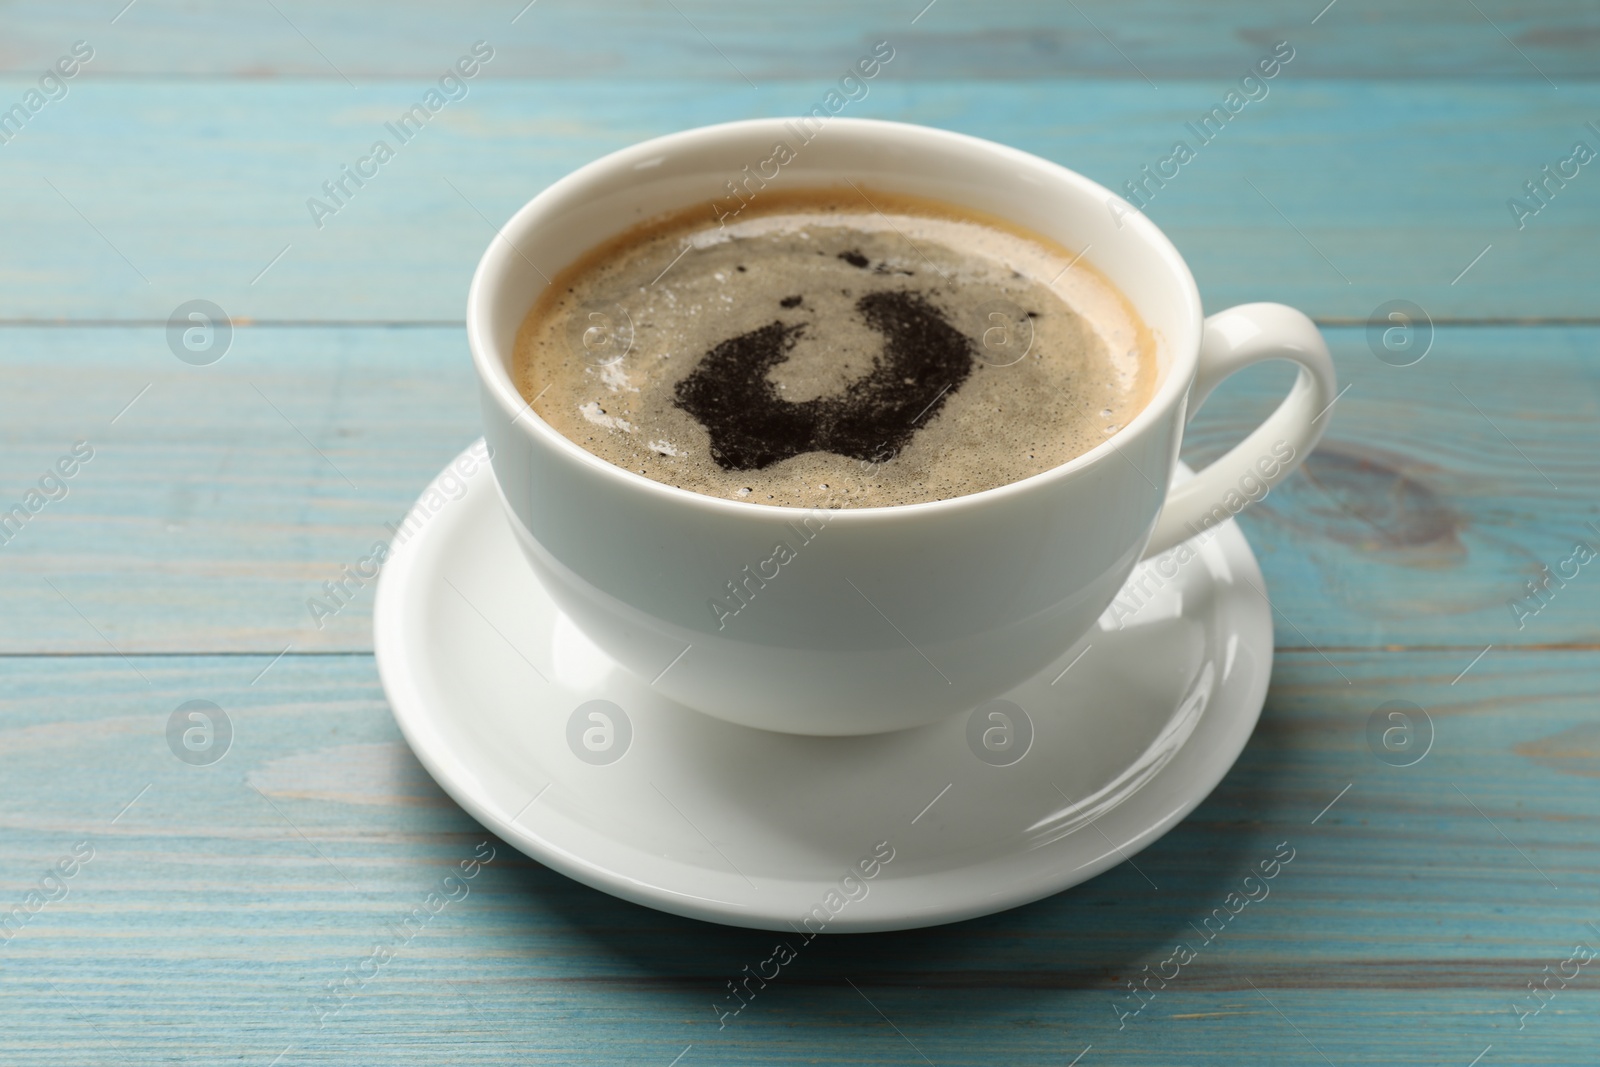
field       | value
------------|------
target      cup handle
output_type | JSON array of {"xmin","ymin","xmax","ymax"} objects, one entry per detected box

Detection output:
[{"xmin": 1143, "ymin": 302, "xmax": 1337, "ymax": 557}]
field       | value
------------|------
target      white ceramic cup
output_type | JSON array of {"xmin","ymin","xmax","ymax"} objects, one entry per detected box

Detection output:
[{"xmin": 467, "ymin": 117, "xmax": 1336, "ymax": 736}]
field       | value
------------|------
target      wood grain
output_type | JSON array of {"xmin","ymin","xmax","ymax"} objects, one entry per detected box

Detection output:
[
  {"xmin": 0, "ymin": 80, "xmax": 1593, "ymax": 321},
  {"xmin": 1, "ymin": 324, "xmax": 1595, "ymax": 654},
  {"xmin": 0, "ymin": 649, "xmax": 1595, "ymax": 1066},
  {"xmin": 2, "ymin": 0, "xmax": 1595, "ymax": 80}
]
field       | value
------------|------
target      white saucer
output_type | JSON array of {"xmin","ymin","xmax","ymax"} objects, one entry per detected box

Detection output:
[{"xmin": 374, "ymin": 443, "xmax": 1273, "ymax": 932}]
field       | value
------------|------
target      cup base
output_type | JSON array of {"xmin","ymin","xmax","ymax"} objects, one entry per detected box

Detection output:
[{"xmin": 373, "ymin": 442, "xmax": 1274, "ymax": 931}]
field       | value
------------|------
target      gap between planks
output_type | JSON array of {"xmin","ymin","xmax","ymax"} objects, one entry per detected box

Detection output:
[{"xmin": 3, "ymin": 318, "xmax": 1600, "ymax": 329}]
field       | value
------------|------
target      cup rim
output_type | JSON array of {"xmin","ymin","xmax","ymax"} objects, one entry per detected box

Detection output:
[{"xmin": 467, "ymin": 116, "xmax": 1203, "ymax": 521}]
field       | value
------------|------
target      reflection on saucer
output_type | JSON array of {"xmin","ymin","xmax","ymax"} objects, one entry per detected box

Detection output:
[{"xmin": 376, "ymin": 446, "xmax": 1272, "ymax": 931}]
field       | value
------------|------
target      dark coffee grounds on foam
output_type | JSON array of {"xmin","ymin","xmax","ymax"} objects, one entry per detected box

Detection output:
[{"xmin": 673, "ymin": 289, "xmax": 977, "ymax": 470}]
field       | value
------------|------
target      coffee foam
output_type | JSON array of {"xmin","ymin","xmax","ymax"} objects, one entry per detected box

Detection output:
[{"xmin": 515, "ymin": 188, "xmax": 1157, "ymax": 508}]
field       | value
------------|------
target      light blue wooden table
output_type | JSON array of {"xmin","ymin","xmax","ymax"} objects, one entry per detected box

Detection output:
[{"xmin": 2, "ymin": 2, "xmax": 1597, "ymax": 1063}]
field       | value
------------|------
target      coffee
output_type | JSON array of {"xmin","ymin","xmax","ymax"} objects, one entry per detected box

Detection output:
[{"xmin": 514, "ymin": 189, "xmax": 1156, "ymax": 508}]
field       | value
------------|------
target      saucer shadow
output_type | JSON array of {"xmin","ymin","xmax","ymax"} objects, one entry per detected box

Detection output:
[{"xmin": 478, "ymin": 694, "xmax": 1300, "ymax": 1034}]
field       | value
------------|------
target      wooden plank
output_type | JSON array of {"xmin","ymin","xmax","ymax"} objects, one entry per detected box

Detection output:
[
  {"xmin": 2, "ymin": 0, "xmax": 1595, "ymax": 80},
  {"xmin": 0, "ymin": 323, "xmax": 1594, "ymax": 654},
  {"xmin": 0, "ymin": 80, "xmax": 1593, "ymax": 322},
  {"xmin": 1187, "ymin": 323, "xmax": 1600, "ymax": 657},
  {"xmin": 0, "ymin": 325, "xmax": 481, "ymax": 654},
  {"xmin": 0, "ymin": 648, "xmax": 1595, "ymax": 1065}
]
